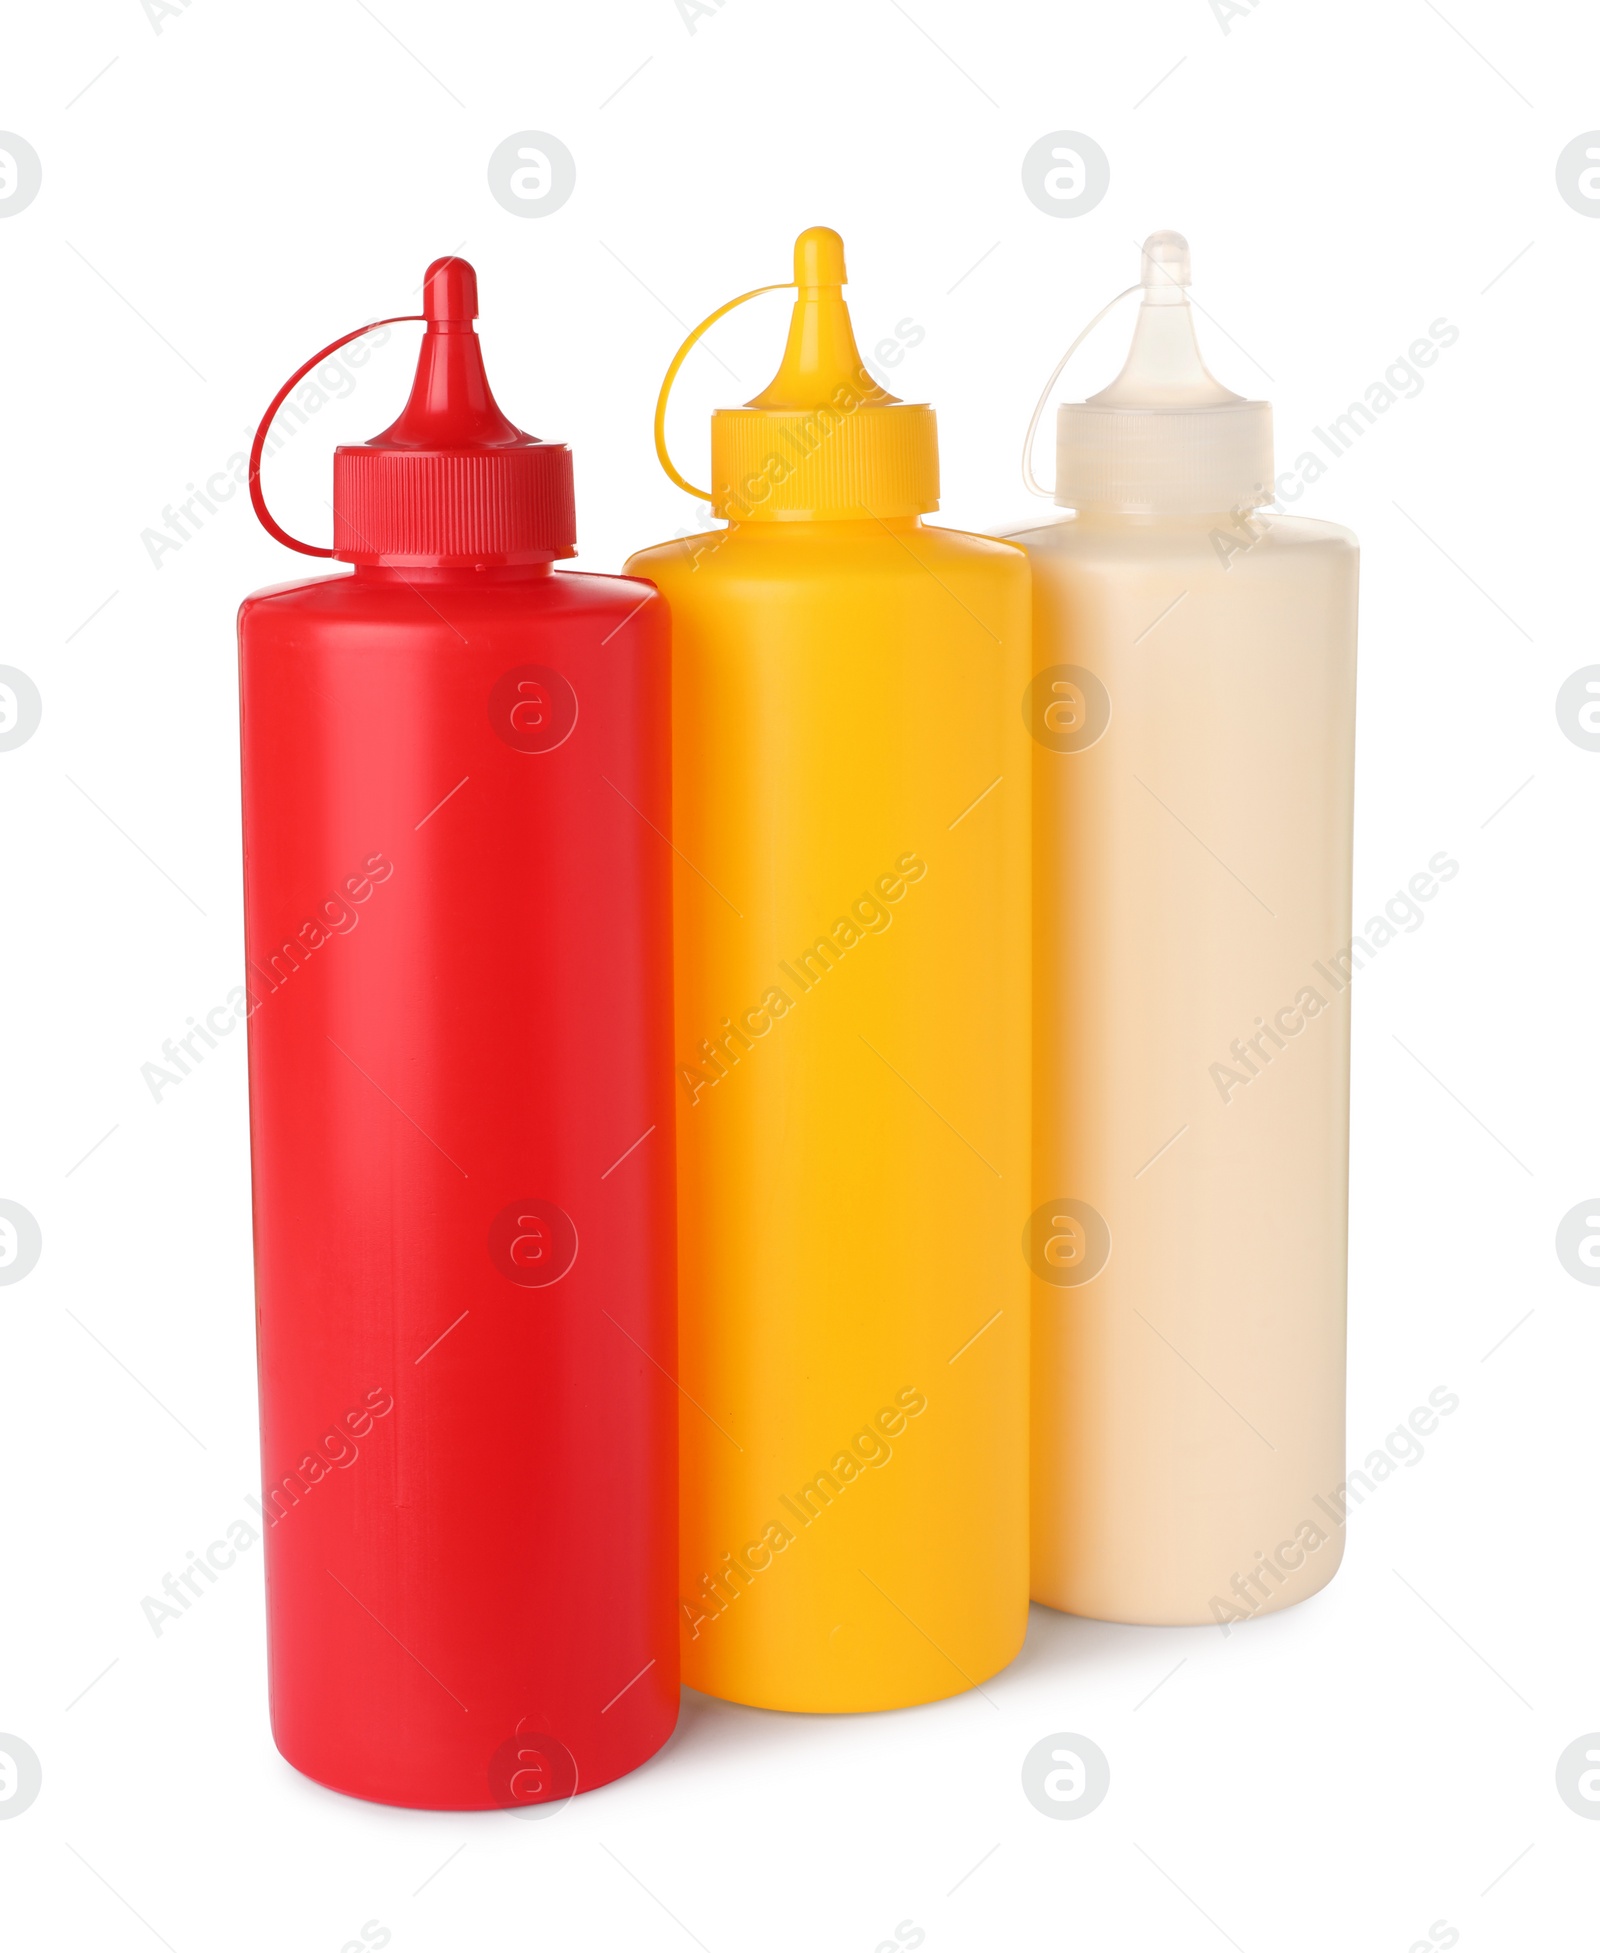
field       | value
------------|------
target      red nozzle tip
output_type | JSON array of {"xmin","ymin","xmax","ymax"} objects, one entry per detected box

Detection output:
[{"xmin": 423, "ymin": 257, "xmax": 479, "ymax": 326}]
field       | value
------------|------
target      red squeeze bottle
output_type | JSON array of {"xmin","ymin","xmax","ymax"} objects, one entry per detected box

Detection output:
[{"xmin": 237, "ymin": 257, "xmax": 678, "ymax": 1809}]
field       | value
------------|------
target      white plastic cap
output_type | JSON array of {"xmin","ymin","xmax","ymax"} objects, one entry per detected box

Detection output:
[{"xmin": 1056, "ymin": 232, "xmax": 1273, "ymax": 514}]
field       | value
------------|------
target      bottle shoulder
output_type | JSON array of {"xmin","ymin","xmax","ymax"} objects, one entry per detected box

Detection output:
[
  {"xmin": 926, "ymin": 521, "xmax": 1032, "ymax": 567},
  {"xmin": 625, "ymin": 519, "xmax": 1028, "ymax": 590},
  {"xmin": 239, "ymin": 564, "xmax": 661, "ymax": 631},
  {"xmin": 1003, "ymin": 510, "xmax": 1358, "ymax": 563}
]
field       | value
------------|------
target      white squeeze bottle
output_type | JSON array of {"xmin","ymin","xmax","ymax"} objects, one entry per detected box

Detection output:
[{"xmin": 1004, "ymin": 232, "xmax": 1359, "ymax": 1627}]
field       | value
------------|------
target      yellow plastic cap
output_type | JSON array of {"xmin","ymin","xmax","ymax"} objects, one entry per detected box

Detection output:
[{"xmin": 710, "ymin": 228, "xmax": 940, "ymax": 521}]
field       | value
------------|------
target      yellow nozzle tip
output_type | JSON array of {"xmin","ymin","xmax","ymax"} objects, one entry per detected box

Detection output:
[{"xmin": 794, "ymin": 226, "xmax": 847, "ymax": 289}]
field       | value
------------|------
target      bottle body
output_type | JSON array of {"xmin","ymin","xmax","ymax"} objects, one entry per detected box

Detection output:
[
  {"xmin": 237, "ymin": 563, "xmax": 678, "ymax": 1806},
  {"xmin": 624, "ymin": 519, "xmax": 1031, "ymax": 1711},
  {"xmin": 1009, "ymin": 509, "xmax": 1358, "ymax": 1626}
]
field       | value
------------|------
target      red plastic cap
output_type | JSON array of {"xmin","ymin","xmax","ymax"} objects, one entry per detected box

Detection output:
[{"xmin": 332, "ymin": 257, "xmax": 576, "ymax": 567}]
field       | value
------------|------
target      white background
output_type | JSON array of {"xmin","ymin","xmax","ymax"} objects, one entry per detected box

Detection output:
[{"xmin": 2, "ymin": 0, "xmax": 1597, "ymax": 1947}]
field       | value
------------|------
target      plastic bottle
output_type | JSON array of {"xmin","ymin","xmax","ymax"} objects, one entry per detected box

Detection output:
[
  {"xmin": 1004, "ymin": 232, "xmax": 1358, "ymax": 1626},
  {"xmin": 237, "ymin": 258, "xmax": 677, "ymax": 1806},
  {"xmin": 625, "ymin": 227, "xmax": 1030, "ymax": 1712}
]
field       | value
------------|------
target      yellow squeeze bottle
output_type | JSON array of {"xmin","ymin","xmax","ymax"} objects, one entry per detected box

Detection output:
[{"xmin": 627, "ymin": 227, "xmax": 1030, "ymax": 1712}]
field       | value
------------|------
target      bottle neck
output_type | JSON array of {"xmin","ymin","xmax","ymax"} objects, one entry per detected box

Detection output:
[
  {"xmin": 721, "ymin": 513, "xmax": 926, "ymax": 537},
  {"xmin": 1056, "ymin": 505, "xmax": 1269, "ymax": 530},
  {"xmin": 350, "ymin": 558, "xmax": 558, "ymax": 585}
]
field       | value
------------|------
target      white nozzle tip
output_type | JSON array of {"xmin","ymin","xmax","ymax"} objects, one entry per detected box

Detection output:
[{"xmin": 1140, "ymin": 230, "xmax": 1190, "ymax": 294}]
